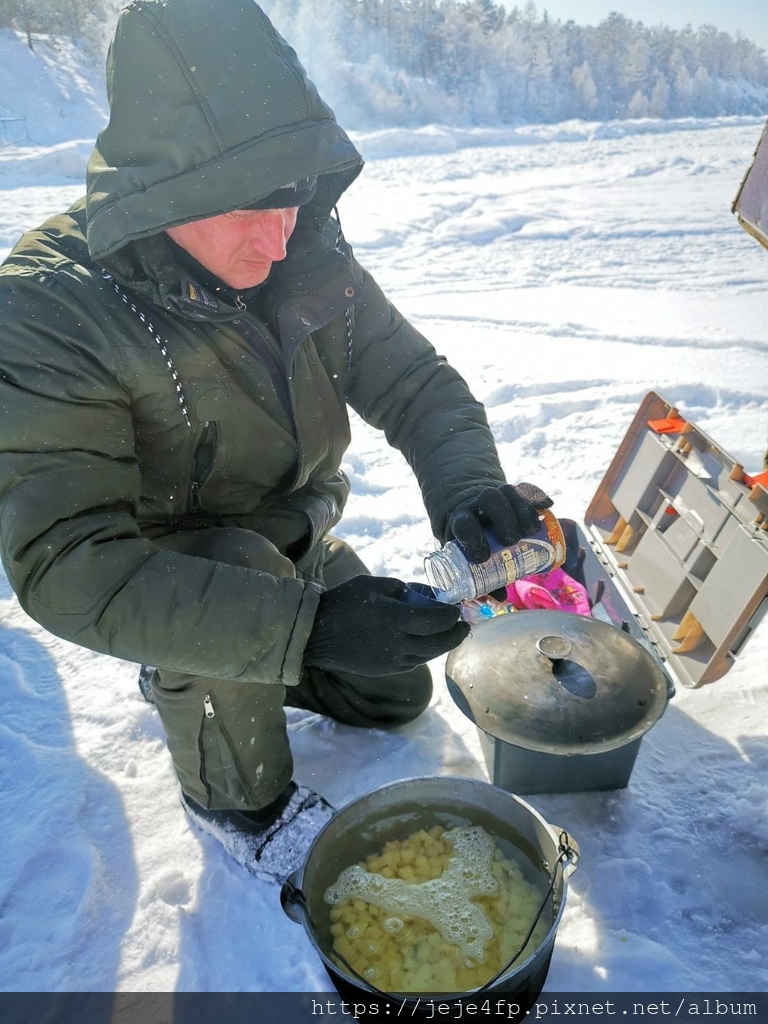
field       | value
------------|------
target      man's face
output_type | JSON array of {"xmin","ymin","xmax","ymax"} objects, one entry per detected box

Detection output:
[{"xmin": 166, "ymin": 206, "xmax": 300, "ymax": 290}]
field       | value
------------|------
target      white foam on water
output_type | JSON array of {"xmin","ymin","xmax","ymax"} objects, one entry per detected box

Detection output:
[{"xmin": 323, "ymin": 826, "xmax": 499, "ymax": 962}]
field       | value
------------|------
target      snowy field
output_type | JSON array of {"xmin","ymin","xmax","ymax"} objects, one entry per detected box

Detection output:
[{"xmin": 0, "ymin": 114, "xmax": 767, "ymax": 997}]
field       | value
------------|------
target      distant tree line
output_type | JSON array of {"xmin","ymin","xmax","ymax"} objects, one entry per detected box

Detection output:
[
  {"xmin": 260, "ymin": 0, "xmax": 768, "ymax": 125},
  {"xmin": 2, "ymin": 0, "xmax": 767, "ymax": 124}
]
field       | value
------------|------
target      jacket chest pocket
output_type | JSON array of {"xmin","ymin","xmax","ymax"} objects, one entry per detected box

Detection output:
[
  {"xmin": 189, "ymin": 421, "xmax": 219, "ymax": 512},
  {"xmin": 182, "ymin": 382, "xmax": 230, "ymax": 516}
]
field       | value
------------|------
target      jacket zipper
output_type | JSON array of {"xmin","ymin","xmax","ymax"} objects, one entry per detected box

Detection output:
[
  {"xmin": 203, "ymin": 694, "xmax": 215, "ymax": 719},
  {"xmin": 189, "ymin": 421, "xmax": 218, "ymax": 512},
  {"xmin": 233, "ymin": 316, "xmax": 295, "ymax": 426}
]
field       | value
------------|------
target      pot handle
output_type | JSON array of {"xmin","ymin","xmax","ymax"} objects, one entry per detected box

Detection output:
[
  {"xmin": 549, "ymin": 826, "xmax": 580, "ymax": 878},
  {"xmin": 469, "ymin": 824, "xmax": 579, "ymax": 996},
  {"xmin": 280, "ymin": 869, "xmax": 308, "ymax": 924}
]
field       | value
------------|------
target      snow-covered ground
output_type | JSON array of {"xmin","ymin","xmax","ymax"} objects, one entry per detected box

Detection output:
[{"xmin": 0, "ymin": 47, "xmax": 766, "ymax": 996}]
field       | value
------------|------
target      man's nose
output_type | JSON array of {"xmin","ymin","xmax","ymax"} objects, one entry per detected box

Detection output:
[{"xmin": 252, "ymin": 209, "xmax": 295, "ymax": 260}]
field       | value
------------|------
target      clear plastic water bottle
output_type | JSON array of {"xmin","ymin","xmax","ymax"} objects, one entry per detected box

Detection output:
[{"xmin": 423, "ymin": 509, "xmax": 567, "ymax": 604}]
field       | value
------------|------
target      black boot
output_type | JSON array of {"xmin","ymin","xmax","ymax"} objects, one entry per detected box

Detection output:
[{"xmin": 181, "ymin": 782, "xmax": 335, "ymax": 883}]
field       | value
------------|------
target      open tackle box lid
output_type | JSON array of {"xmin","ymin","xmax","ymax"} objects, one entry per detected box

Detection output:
[
  {"xmin": 582, "ymin": 390, "xmax": 768, "ymax": 689},
  {"xmin": 732, "ymin": 118, "xmax": 768, "ymax": 252}
]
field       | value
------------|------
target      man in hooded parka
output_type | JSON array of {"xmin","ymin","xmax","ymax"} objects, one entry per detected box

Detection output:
[{"xmin": 0, "ymin": 0, "xmax": 552, "ymax": 881}]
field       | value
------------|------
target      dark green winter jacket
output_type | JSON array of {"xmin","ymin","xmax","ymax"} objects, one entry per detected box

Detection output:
[{"xmin": 0, "ymin": 0, "xmax": 505, "ymax": 685}]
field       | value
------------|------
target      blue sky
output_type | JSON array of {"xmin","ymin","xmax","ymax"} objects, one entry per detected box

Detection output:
[{"xmin": 509, "ymin": 1, "xmax": 768, "ymax": 52}]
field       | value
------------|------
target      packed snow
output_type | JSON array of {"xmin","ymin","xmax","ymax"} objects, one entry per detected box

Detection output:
[{"xmin": 0, "ymin": 35, "xmax": 766, "ymax": 999}]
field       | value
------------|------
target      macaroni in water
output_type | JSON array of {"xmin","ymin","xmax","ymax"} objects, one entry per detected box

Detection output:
[{"xmin": 323, "ymin": 824, "xmax": 548, "ymax": 993}]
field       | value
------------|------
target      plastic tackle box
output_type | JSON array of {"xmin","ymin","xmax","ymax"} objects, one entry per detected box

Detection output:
[{"xmin": 579, "ymin": 390, "xmax": 768, "ymax": 689}]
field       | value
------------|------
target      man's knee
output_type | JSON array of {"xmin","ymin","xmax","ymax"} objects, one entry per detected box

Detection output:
[
  {"xmin": 321, "ymin": 535, "xmax": 370, "ymax": 587},
  {"xmin": 390, "ymin": 664, "xmax": 433, "ymax": 724},
  {"xmin": 291, "ymin": 662, "xmax": 433, "ymax": 728}
]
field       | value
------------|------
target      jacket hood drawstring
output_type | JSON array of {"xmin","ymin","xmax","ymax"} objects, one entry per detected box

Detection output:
[{"xmin": 102, "ymin": 269, "xmax": 193, "ymax": 431}]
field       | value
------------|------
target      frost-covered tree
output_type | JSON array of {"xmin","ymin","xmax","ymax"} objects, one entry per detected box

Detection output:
[
  {"xmin": 572, "ymin": 61, "xmax": 598, "ymax": 117},
  {"xmin": 693, "ymin": 65, "xmax": 715, "ymax": 114},
  {"xmin": 669, "ymin": 47, "xmax": 694, "ymax": 115},
  {"xmin": 648, "ymin": 70, "xmax": 672, "ymax": 117},
  {"xmin": 627, "ymin": 89, "xmax": 649, "ymax": 119}
]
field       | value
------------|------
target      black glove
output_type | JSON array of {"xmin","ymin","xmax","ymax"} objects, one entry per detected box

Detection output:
[
  {"xmin": 304, "ymin": 575, "xmax": 470, "ymax": 677},
  {"xmin": 445, "ymin": 482, "xmax": 553, "ymax": 563}
]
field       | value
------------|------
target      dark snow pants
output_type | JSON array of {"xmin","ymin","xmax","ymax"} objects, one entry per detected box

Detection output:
[{"xmin": 148, "ymin": 528, "xmax": 433, "ymax": 810}]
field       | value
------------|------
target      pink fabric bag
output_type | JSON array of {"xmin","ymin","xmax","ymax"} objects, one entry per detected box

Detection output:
[{"xmin": 507, "ymin": 567, "xmax": 591, "ymax": 617}]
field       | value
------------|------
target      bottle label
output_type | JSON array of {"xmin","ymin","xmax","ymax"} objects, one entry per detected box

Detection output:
[
  {"xmin": 468, "ymin": 531, "xmax": 557, "ymax": 595},
  {"xmin": 425, "ymin": 509, "xmax": 566, "ymax": 603}
]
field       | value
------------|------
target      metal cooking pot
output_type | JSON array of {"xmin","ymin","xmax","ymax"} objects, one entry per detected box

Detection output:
[
  {"xmin": 446, "ymin": 610, "xmax": 675, "ymax": 793},
  {"xmin": 281, "ymin": 776, "xmax": 578, "ymax": 1016}
]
